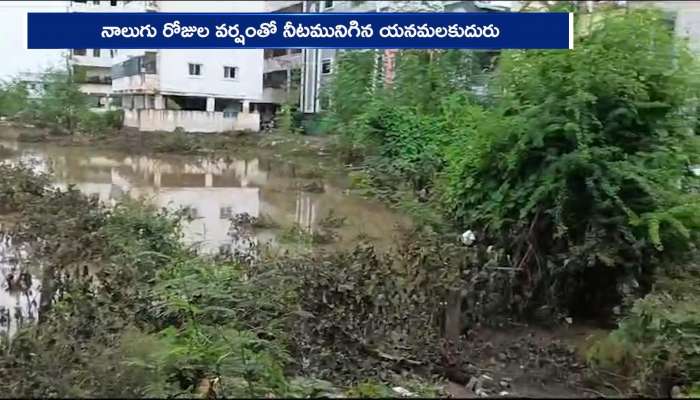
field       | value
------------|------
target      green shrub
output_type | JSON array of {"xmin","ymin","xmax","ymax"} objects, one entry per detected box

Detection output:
[
  {"xmin": 441, "ymin": 9, "xmax": 700, "ymax": 313},
  {"xmin": 103, "ymin": 109, "xmax": 124, "ymax": 129},
  {"xmin": 36, "ymin": 71, "xmax": 89, "ymax": 132},
  {"xmin": 78, "ymin": 109, "xmax": 124, "ymax": 136},
  {"xmin": 276, "ymin": 103, "xmax": 301, "ymax": 134},
  {"xmin": 153, "ymin": 131, "xmax": 200, "ymax": 153},
  {"xmin": 0, "ymin": 79, "xmax": 29, "ymax": 117},
  {"xmin": 588, "ymin": 264, "xmax": 700, "ymax": 396}
]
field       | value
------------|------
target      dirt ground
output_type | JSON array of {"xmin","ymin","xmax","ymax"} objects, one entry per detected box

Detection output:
[{"xmin": 445, "ymin": 323, "xmax": 627, "ymax": 398}]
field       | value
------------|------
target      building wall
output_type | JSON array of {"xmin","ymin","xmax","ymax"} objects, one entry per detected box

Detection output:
[
  {"xmin": 110, "ymin": 0, "xmax": 266, "ymax": 99},
  {"xmin": 676, "ymin": 10, "xmax": 700, "ymax": 53},
  {"xmin": 157, "ymin": 49, "xmax": 263, "ymax": 100},
  {"xmin": 124, "ymin": 109, "xmax": 260, "ymax": 132},
  {"xmin": 79, "ymin": 83, "xmax": 112, "ymax": 95}
]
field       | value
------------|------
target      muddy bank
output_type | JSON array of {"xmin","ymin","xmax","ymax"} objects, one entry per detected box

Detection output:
[{"xmin": 0, "ymin": 121, "xmax": 336, "ymax": 165}]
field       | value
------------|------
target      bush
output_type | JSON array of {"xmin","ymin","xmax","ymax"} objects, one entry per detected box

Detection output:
[
  {"xmin": 588, "ymin": 262, "xmax": 700, "ymax": 396},
  {"xmin": 440, "ymin": 9, "xmax": 700, "ymax": 314},
  {"xmin": 35, "ymin": 71, "xmax": 89, "ymax": 132},
  {"xmin": 103, "ymin": 109, "xmax": 124, "ymax": 129},
  {"xmin": 0, "ymin": 79, "xmax": 29, "ymax": 117},
  {"xmin": 78, "ymin": 109, "xmax": 124, "ymax": 136},
  {"xmin": 153, "ymin": 131, "xmax": 201, "ymax": 153},
  {"xmin": 276, "ymin": 103, "xmax": 302, "ymax": 134}
]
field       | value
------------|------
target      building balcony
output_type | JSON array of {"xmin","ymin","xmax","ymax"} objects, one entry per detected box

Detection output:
[
  {"xmin": 264, "ymin": 0, "xmax": 302, "ymax": 12},
  {"xmin": 69, "ymin": 0, "xmax": 123, "ymax": 12},
  {"xmin": 75, "ymin": 75, "xmax": 112, "ymax": 85},
  {"xmin": 70, "ymin": 55, "xmax": 113, "ymax": 68},
  {"xmin": 473, "ymin": 1, "xmax": 524, "ymax": 11},
  {"xmin": 263, "ymin": 52, "xmax": 303, "ymax": 73},
  {"xmin": 78, "ymin": 82, "xmax": 113, "ymax": 95},
  {"xmin": 145, "ymin": 0, "xmax": 158, "ymax": 11},
  {"xmin": 112, "ymin": 74, "xmax": 159, "ymax": 93}
]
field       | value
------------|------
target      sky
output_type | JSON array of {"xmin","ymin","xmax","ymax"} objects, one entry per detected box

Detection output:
[{"xmin": 0, "ymin": 1, "xmax": 68, "ymax": 81}]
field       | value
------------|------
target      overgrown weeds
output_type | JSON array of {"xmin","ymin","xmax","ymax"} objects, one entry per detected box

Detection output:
[
  {"xmin": 326, "ymin": 9, "xmax": 700, "ymax": 318},
  {"xmin": 0, "ymin": 166, "xmax": 462, "ymax": 397}
]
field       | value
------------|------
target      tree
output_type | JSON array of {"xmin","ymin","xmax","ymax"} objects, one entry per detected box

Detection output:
[
  {"xmin": 0, "ymin": 78, "xmax": 29, "ymax": 117},
  {"xmin": 442, "ymin": 8, "xmax": 700, "ymax": 313},
  {"xmin": 37, "ymin": 70, "xmax": 88, "ymax": 132}
]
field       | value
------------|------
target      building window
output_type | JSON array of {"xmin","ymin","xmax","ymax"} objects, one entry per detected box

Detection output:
[
  {"xmin": 185, "ymin": 206, "xmax": 201, "ymax": 220},
  {"xmin": 73, "ymin": 49, "xmax": 87, "ymax": 56},
  {"xmin": 110, "ymin": 0, "xmax": 118, "ymax": 5},
  {"xmin": 321, "ymin": 59, "xmax": 332, "ymax": 74},
  {"xmin": 188, "ymin": 63, "xmax": 202, "ymax": 76},
  {"xmin": 92, "ymin": 0, "xmax": 100, "ymax": 4},
  {"xmin": 220, "ymin": 207, "xmax": 233, "ymax": 219},
  {"xmin": 110, "ymin": 49, "xmax": 117, "ymax": 58},
  {"xmin": 223, "ymin": 66, "xmax": 238, "ymax": 79},
  {"xmin": 324, "ymin": 0, "xmax": 334, "ymax": 9},
  {"xmin": 93, "ymin": 49, "xmax": 101, "ymax": 57}
]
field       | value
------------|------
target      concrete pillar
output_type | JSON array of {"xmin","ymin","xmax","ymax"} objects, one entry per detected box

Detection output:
[
  {"xmin": 205, "ymin": 173, "xmax": 213, "ymax": 188},
  {"xmin": 242, "ymin": 100, "xmax": 250, "ymax": 113},
  {"xmin": 155, "ymin": 94, "xmax": 164, "ymax": 110},
  {"xmin": 206, "ymin": 97, "xmax": 215, "ymax": 112},
  {"xmin": 286, "ymin": 67, "xmax": 292, "ymax": 98},
  {"xmin": 154, "ymin": 171, "xmax": 161, "ymax": 187}
]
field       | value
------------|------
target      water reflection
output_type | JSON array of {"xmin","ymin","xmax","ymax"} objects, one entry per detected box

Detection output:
[
  {"xmin": 0, "ymin": 231, "xmax": 40, "ymax": 338},
  {"xmin": 0, "ymin": 139, "xmax": 406, "ymax": 254}
]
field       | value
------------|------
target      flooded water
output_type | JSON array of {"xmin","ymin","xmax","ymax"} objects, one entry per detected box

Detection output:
[
  {"xmin": 0, "ymin": 138, "xmax": 408, "ymax": 336},
  {"xmin": 0, "ymin": 139, "xmax": 407, "ymax": 252}
]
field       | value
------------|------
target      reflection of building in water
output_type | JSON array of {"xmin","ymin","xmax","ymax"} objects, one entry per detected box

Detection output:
[
  {"xmin": 45, "ymin": 152, "xmax": 277, "ymax": 253},
  {"xmin": 295, "ymin": 191, "xmax": 316, "ymax": 231},
  {"xmin": 0, "ymin": 233, "xmax": 40, "ymax": 339},
  {"xmin": 3, "ymin": 141, "xmax": 407, "ymax": 253}
]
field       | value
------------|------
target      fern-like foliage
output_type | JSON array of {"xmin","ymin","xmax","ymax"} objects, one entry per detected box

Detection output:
[{"xmin": 440, "ymin": 9, "xmax": 700, "ymax": 311}]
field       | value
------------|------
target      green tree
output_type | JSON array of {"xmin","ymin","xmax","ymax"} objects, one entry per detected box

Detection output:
[
  {"xmin": 442, "ymin": 9, "xmax": 700, "ymax": 312},
  {"xmin": 0, "ymin": 78, "xmax": 29, "ymax": 117},
  {"xmin": 37, "ymin": 70, "xmax": 89, "ymax": 132}
]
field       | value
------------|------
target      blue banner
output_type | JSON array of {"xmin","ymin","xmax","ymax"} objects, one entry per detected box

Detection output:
[{"xmin": 27, "ymin": 12, "xmax": 572, "ymax": 50}]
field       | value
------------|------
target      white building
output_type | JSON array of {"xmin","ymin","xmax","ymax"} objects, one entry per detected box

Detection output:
[
  {"xmin": 66, "ymin": 1, "xmax": 146, "ymax": 110},
  {"xmin": 259, "ymin": 1, "xmax": 522, "ymax": 115},
  {"xmin": 111, "ymin": 1, "xmax": 265, "ymax": 133}
]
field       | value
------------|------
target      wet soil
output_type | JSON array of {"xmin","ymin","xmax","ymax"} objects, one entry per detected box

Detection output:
[{"xmin": 445, "ymin": 324, "xmax": 626, "ymax": 398}]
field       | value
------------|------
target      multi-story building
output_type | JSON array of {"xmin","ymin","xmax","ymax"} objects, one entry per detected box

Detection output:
[
  {"xmin": 67, "ymin": 1, "xmax": 145, "ymax": 111},
  {"xmin": 259, "ymin": 1, "xmax": 523, "ymax": 116},
  {"xmin": 110, "ymin": 1, "xmax": 265, "ymax": 133},
  {"xmin": 629, "ymin": 1, "xmax": 700, "ymax": 53}
]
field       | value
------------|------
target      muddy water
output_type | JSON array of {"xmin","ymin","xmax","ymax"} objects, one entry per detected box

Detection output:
[{"xmin": 0, "ymin": 138, "xmax": 408, "ymax": 335}]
